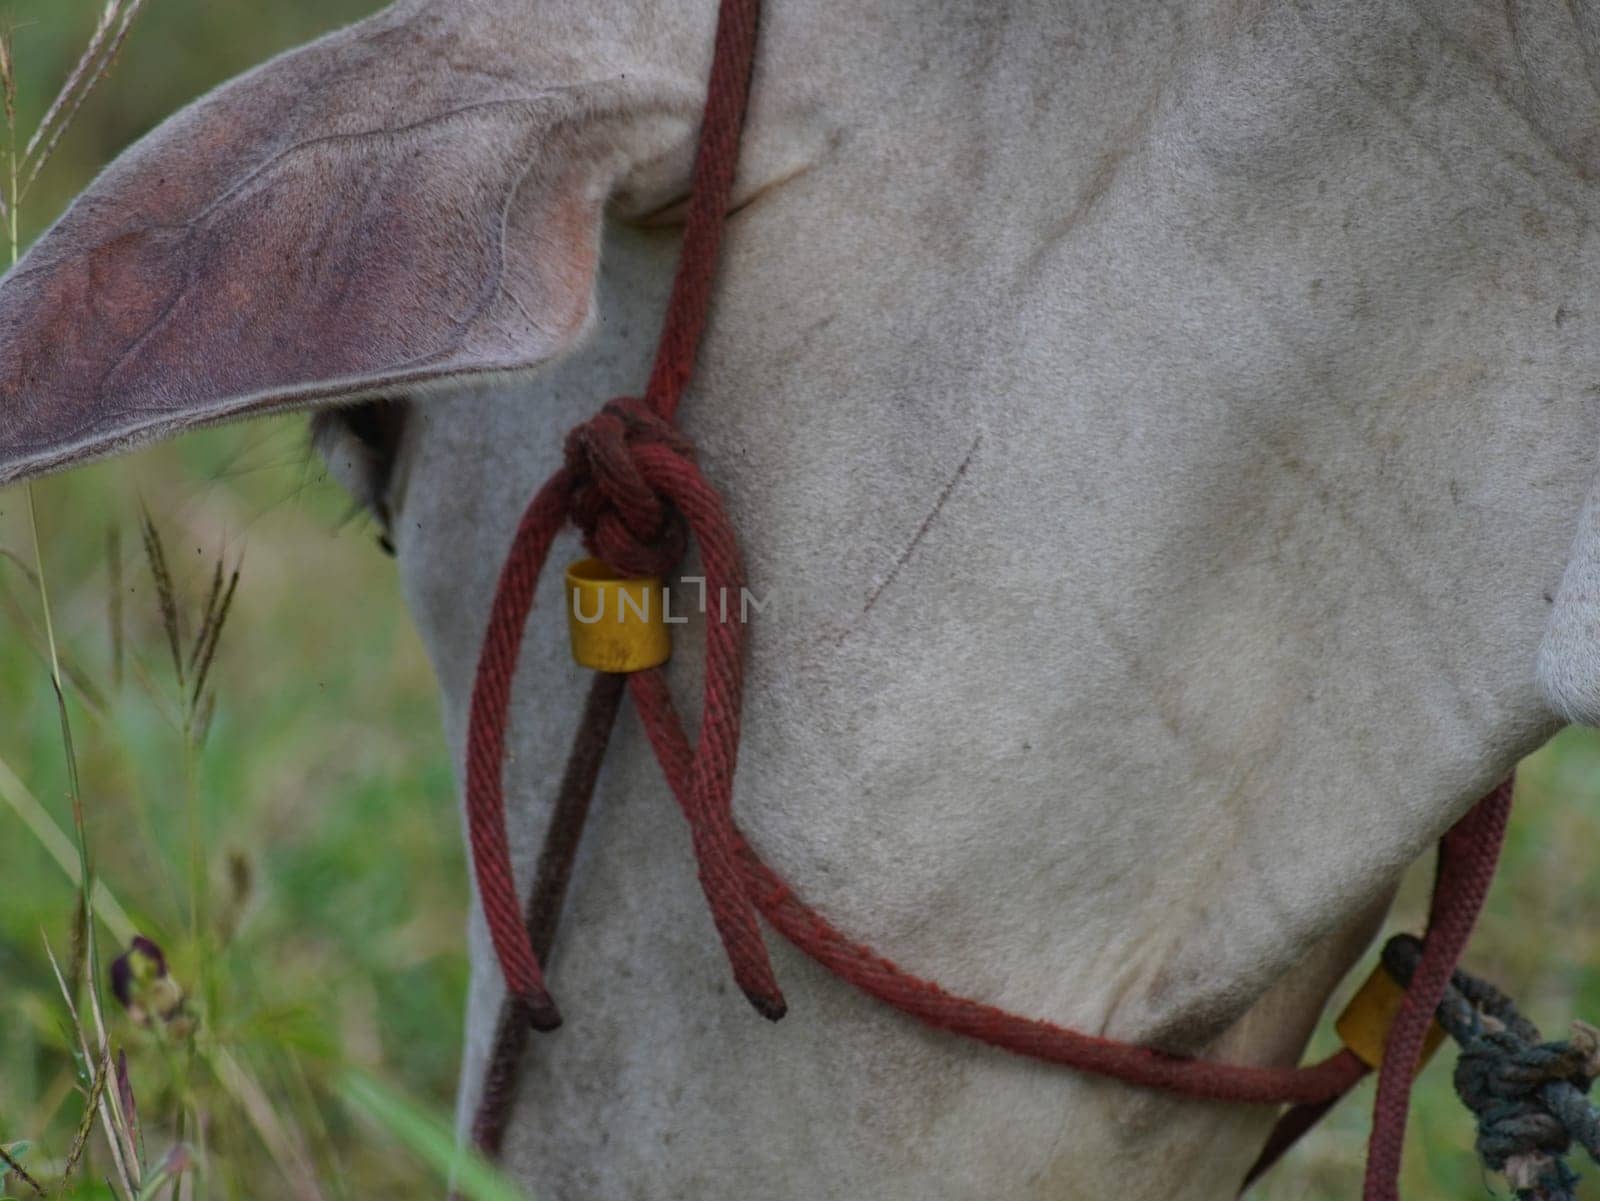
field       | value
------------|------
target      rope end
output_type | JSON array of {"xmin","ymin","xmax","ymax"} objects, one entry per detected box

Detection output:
[
  {"xmin": 745, "ymin": 989, "xmax": 787, "ymax": 1022},
  {"xmin": 523, "ymin": 991, "xmax": 564, "ymax": 1032}
]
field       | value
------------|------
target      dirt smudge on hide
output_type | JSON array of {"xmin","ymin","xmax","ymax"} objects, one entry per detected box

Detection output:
[{"xmin": 1013, "ymin": 71, "xmax": 1168, "ymax": 294}]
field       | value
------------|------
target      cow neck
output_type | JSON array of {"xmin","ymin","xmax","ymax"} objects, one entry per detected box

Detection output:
[{"xmin": 456, "ymin": 2, "xmax": 1510, "ymax": 1197}]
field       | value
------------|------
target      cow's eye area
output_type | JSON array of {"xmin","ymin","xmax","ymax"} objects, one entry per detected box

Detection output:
[{"xmin": 311, "ymin": 399, "xmax": 409, "ymax": 555}]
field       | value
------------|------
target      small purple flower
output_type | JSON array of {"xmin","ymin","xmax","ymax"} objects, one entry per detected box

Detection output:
[
  {"xmin": 110, "ymin": 936, "xmax": 166, "ymax": 1010},
  {"xmin": 109, "ymin": 936, "xmax": 191, "ymax": 1034}
]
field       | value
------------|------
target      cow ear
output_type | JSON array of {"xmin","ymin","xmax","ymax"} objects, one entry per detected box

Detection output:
[{"xmin": 0, "ymin": 7, "xmax": 681, "ymax": 485}]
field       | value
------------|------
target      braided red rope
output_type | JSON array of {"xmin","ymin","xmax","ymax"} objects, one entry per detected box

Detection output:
[
  {"xmin": 461, "ymin": 0, "xmax": 1512, "ymax": 1193},
  {"xmin": 1361, "ymin": 780, "xmax": 1513, "ymax": 1200},
  {"xmin": 463, "ymin": 0, "xmax": 768, "ymax": 1030}
]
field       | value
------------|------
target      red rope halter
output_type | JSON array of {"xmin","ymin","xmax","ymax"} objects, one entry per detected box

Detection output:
[{"xmin": 461, "ymin": 1, "xmax": 1512, "ymax": 1194}]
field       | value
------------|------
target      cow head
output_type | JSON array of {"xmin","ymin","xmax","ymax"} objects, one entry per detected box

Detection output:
[{"xmin": 0, "ymin": 0, "xmax": 717, "ymax": 486}]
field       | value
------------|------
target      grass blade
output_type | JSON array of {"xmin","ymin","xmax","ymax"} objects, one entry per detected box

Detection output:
[
  {"xmin": 208, "ymin": 1049, "xmax": 327, "ymax": 1201},
  {"xmin": 22, "ymin": 0, "xmax": 122, "ymax": 162},
  {"xmin": 186, "ymin": 558, "xmax": 223, "ymax": 676},
  {"xmin": 20, "ymin": 0, "xmax": 149, "ymax": 200},
  {"xmin": 44, "ymin": 939, "xmax": 135, "ymax": 1199},
  {"xmin": 59, "ymin": 1052, "xmax": 108, "ymax": 1187},
  {"xmin": 0, "ymin": 25, "xmax": 12, "ymax": 225},
  {"xmin": 338, "ymin": 1072, "xmax": 535, "ymax": 1201},
  {"xmin": 0, "ymin": 1142, "xmax": 45, "ymax": 1197},
  {"xmin": 0, "ymin": 752, "xmax": 137, "ymax": 955},
  {"xmin": 137, "ymin": 505, "xmax": 184, "ymax": 689},
  {"xmin": 108, "ymin": 525, "xmax": 125, "ymax": 691},
  {"xmin": 189, "ymin": 560, "xmax": 238, "ymax": 714}
]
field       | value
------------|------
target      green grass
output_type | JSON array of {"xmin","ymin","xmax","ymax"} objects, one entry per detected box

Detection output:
[
  {"xmin": 0, "ymin": 0, "xmax": 485, "ymax": 1187},
  {"xmin": 0, "ymin": 423, "xmax": 473, "ymax": 1197},
  {"xmin": 0, "ymin": 2, "xmax": 506, "ymax": 1194}
]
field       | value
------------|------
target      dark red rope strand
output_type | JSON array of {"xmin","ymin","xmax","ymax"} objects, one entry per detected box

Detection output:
[
  {"xmin": 1241, "ymin": 1079, "xmax": 1367, "ymax": 1192},
  {"xmin": 466, "ymin": 670, "xmax": 627, "ymax": 1168},
  {"xmin": 645, "ymin": 0, "xmax": 760, "ymax": 421},
  {"xmin": 1361, "ymin": 780, "xmax": 1513, "ymax": 1200},
  {"xmin": 460, "ymin": 0, "xmax": 1513, "ymax": 1194},
  {"xmin": 466, "ymin": 469, "xmax": 574, "ymax": 1030}
]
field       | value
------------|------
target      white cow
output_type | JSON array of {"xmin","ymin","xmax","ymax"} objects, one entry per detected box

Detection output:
[{"xmin": 2, "ymin": 1, "xmax": 1598, "ymax": 1197}]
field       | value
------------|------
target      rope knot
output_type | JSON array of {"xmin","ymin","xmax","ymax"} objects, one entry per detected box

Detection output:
[
  {"xmin": 564, "ymin": 397, "xmax": 696, "ymax": 577},
  {"xmin": 1458, "ymin": 1029, "xmax": 1592, "ymax": 1186},
  {"xmin": 1383, "ymin": 933, "xmax": 1600, "ymax": 1200}
]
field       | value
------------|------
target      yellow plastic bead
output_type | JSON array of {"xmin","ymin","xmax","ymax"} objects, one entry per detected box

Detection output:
[
  {"xmin": 1335, "ymin": 962, "xmax": 1447, "ymax": 1071},
  {"xmin": 565, "ymin": 558, "xmax": 671, "ymax": 673}
]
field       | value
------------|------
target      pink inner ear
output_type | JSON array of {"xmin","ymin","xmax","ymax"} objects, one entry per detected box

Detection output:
[
  {"xmin": 0, "ymin": 92, "xmax": 614, "ymax": 484},
  {"xmin": 500, "ymin": 161, "xmax": 608, "ymax": 349}
]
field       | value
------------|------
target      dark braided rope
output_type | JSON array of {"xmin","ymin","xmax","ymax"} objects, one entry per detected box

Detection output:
[
  {"xmin": 466, "ymin": 671, "xmax": 627, "ymax": 1167},
  {"xmin": 1384, "ymin": 933, "xmax": 1600, "ymax": 1201}
]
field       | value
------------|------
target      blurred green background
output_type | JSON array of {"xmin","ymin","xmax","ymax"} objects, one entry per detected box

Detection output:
[
  {"xmin": 0, "ymin": 2, "xmax": 468, "ymax": 1198},
  {"xmin": 0, "ymin": 1, "xmax": 1598, "ymax": 1198}
]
